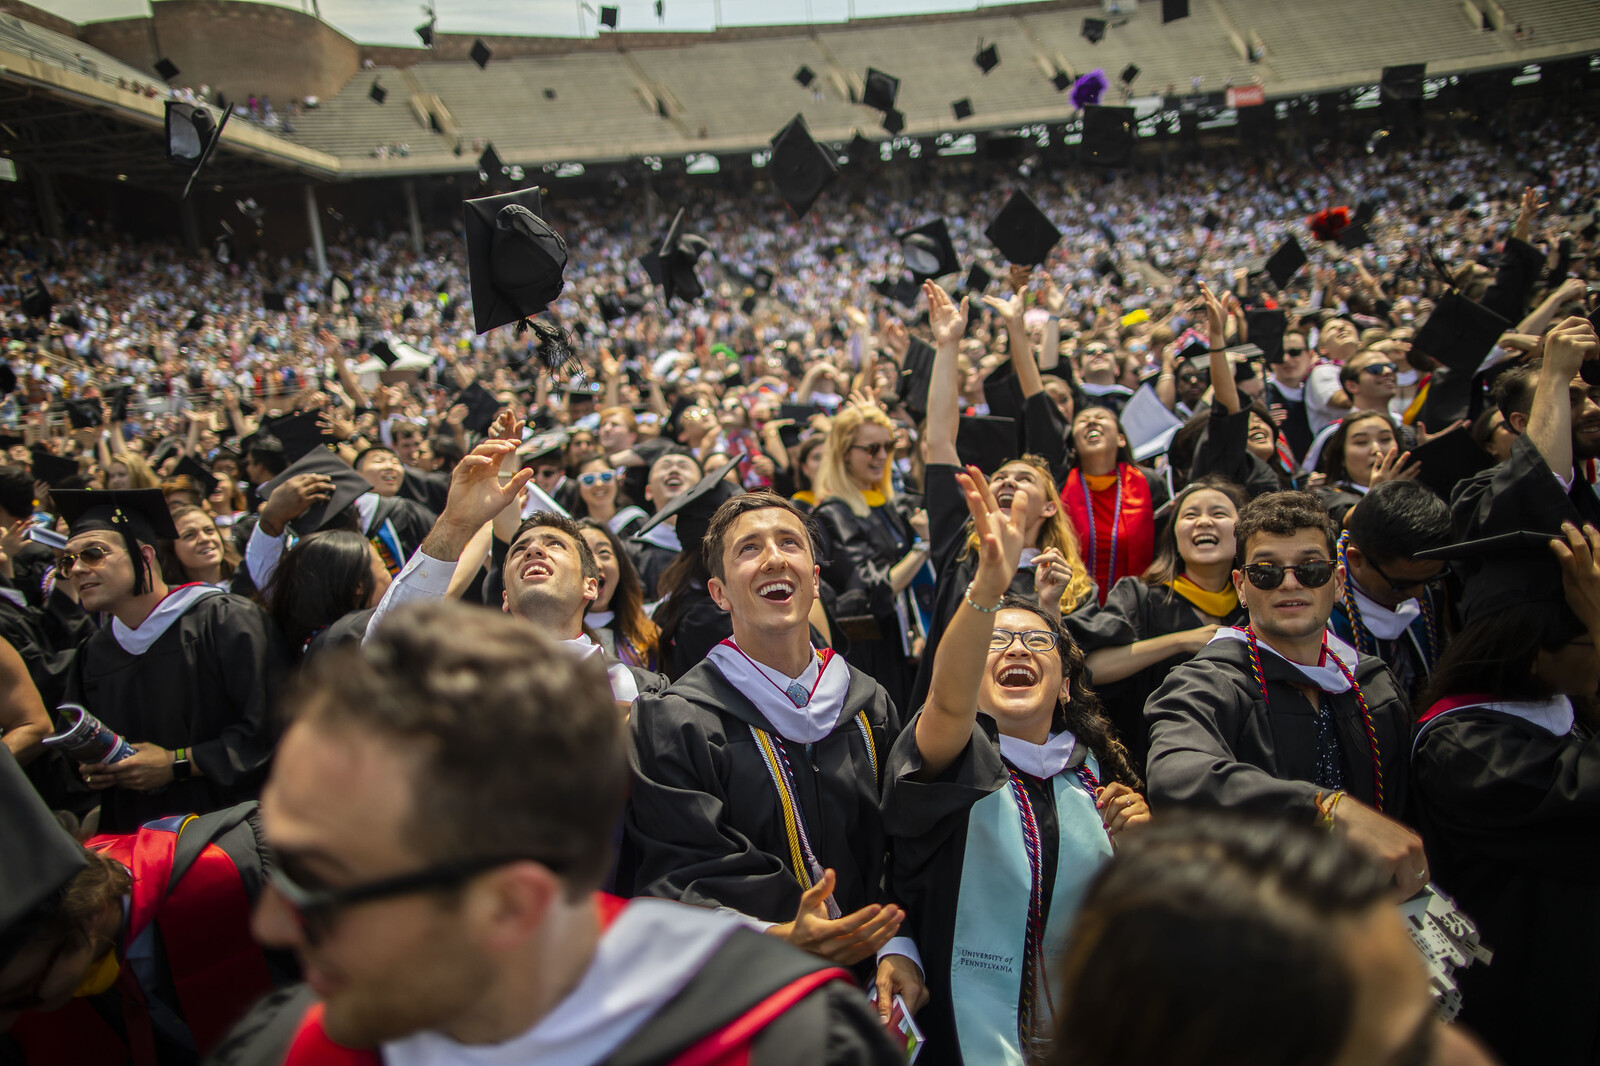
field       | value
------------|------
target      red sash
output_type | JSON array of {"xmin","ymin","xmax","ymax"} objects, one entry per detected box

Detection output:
[
  {"xmin": 9, "ymin": 816, "xmax": 271, "ymax": 1064},
  {"xmin": 1061, "ymin": 463, "xmax": 1154, "ymax": 602}
]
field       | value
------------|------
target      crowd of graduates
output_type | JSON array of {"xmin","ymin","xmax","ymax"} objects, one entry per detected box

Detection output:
[{"xmin": 0, "ymin": 89, "xmax": 1598, "ymax": 1066}]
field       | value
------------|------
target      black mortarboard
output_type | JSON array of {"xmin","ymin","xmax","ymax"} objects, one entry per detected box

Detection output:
[
  {"xmin": 416, "ymin": 19, "xmax": 434, "ymax": 46},
  {"xmin": 982, "ymin": 360, "xmax": 1026, "ymax": 425},
  {"xmin": 599, "ymin": 5, "xmax": 619, "ymax": 28},
  {"xmin": 953, "ymin": 98, "xmax": 974, "ymax": 121},
  {"xmin": 30, "ymin": 448, "xmax": 77, "ymax": 488},
  {"xmin": 653, "ymin": 208, "xmax": 711, "ymax": 309},
  {"xmin": 1409, "ymin": 428, "xmax": 1493, "ymax": 502},
  {"xmin": 898, "ymin": 219, "xmax": 960, "ymax": 282},
  {"xmin": 153, "ymin": 58, "xmax": 179, "ymax": 81},
  {"xmin": 741, "ymin": 295, "xmax": 758, "ymax": 315},
  {"xmin": 794, "ymin": 65, "xmax": 815, "ymax": 88},
  {"xmin": 632, "ymin": 455, "xmax": 742, "ymax": 560},
  {"xmin": 109, "ymin": 384, "xmax": 130, "ymax": 422},
  {"xmin": 964, "ymin": 263, "xmax": 993, "ymax": 294},
  {"xmin": 369, "ymin": 338, "xmax": 398, "ymax": 367},
  {"xmin": 871, "ymin": 275, "xmax": 920, "ymax": 309},
  {"xmin": 63, "ymin": 398, "xmax": 102, "ymax": 430},
  {"xmin": 165, "ymin": 99, "xmax": 230, "ymax": 199},
  {"xmin": 184, "ymin": 311, "xmax": 205, "ymax": 332},
  {"xmin": 753, "ymin": 267, "xmax": 775, "ymax": 294},
  {"xmin": 1082, "ymin": 105, "xmax": 1136, "ymax": 166},
  {"xmin": 899, "ymin": 336, "xmax": 937, "ymax": 419},
  {"xmin": 454, "ymin": 383, "xmax": 503, "ymax": 435},
  {"xmin": 863, "ymin": 68, "xmax": 900, "ymax": 112},
  {"xmin": 20, "ymin": 279, "xmax": 52, "ymax": 321},
  {"xmin": 769, "ymin": 114, "xmax": 838, "ymax": 220},
  {"xmin": 260, "ymin": 449, "xmax": 373, "ymax": 537},
  {"xmin": 975, "ymin": 43, "xmax": 999, "ymax": 74},
  {"xmin": 882, "ymin": 108, "xmax": 905, "ymax": 135},
  {"xmin": 369, "ymin": 81, "xmax": 387, "ymax": 105},
  {"xmin": 263, "ymin": 290, "xmax": 288, "ymax": 312},
  {"xmin": 174, "ymin": 454, "xmax": 218, "ymax": 498},
  {"xmin": 986, "ymin": 191, "xmax": 1062, "ymax": 266},
  {"xmin": 0, "ymin": 747, "xmax": 87, "ymax": 960},
  {"xmin": 1412, "ymin": 292, "xmax": 1510, "ymax": 374},
  {"xmin": 1447, "ymin": 192, "xmax": 1471, "ymax": 211},
  {"xmin": 1416, "ymin": 530, "xmax": 1573, "ymax": 628},
  {"xmin": 53, "ymin": 488, "xmax": 179, "ymax": 543},
  {"xmin": 478, "ymin": 143, "xmax": 505, "ymax": 185},
  {"xmin": 0, "ymin": 433, "xmax": 23, "ymax": 451},
  {"xmin": 0, "ymin": 365, "xmax": 14, "ymax": 399},
  {"xmin": 778, "ymin": 403, "xmax": 823, "ymax": 426},
  {"xmin": 261, "ymin": 410, "xmax": 338, "ymax": 462},
  {"xmin": 1245, "ymin": 308, "xmax": 1288, "ymax": 363},
  {"xmin": 1052, "ymin": 69, "xmax": 1072, "ymax": 92},
  {"xmin": 956, "ymin": 415, "xmax": 1018, "ymax": 474},
  {"xmin": 1201, "ymin": 209, "xmax": 1222, "ymax": 230},
  {"xmin": 1263, "ymin": 237, "xmax": 1308, "ymax": 290},
  {"xmin": 470, "ymin": 38, "xmax": 492, "ymax": 69},
  {"xmin": 463, "ymin": 186, "xmax": 569, "ymax": 335}
]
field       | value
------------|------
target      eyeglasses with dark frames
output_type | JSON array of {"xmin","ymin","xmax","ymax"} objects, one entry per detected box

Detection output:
[
  {"xmin": 989, "ymin": 629, "xmax": 1062, "ymax": 653},
  {"xmin": 267, "ymin": 853, "xmax": 564, "ymax": 945},
  {"xmin": 1364, "ymin": 556, "xmax": 1448, "ymax": 596}
]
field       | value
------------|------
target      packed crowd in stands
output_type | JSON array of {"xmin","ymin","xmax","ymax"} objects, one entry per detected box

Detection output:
[{"xmin": 0, "ymin": 88, "xmax": 1597, "ymax": 1066}]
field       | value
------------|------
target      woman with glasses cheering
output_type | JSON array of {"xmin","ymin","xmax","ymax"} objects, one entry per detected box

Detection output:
[
  {"xmin": 570, "ymin": 456, "xmax": 648, "ymax": 538},
  {"xmin": 1144, "ymin": 491, "xmax": 1428, "ymax": 891},
  {"xmin": 813, "ymin": 403, "xmax": 929, "ymax": 714},
  {"xmin": 882, "ymin": 466, "xmax": 1146, "ymax": 1066}
]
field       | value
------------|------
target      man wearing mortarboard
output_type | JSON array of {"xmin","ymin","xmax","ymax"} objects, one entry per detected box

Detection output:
[{"xmin": 54, "ymin": 489, "xmax": 289, "ymax": 833}]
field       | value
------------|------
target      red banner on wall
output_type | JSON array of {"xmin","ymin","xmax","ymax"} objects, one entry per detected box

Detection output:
[{"xmin": 1226, "ymin": 85, "xmax": 1265, "ymax": 107}]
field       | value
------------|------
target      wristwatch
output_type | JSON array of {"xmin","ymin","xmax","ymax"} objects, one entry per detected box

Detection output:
[{"xmin": 170, "ymin": 748, "xmax": 193, "ymax": 782}]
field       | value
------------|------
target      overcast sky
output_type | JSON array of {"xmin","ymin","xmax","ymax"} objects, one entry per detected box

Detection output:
[{"xmin": 31, "ymin": 0, "xmax": 1051, "ymax": 45}]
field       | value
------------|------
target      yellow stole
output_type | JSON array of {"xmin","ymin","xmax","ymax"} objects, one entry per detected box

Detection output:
[{"xmin": 1166, "ymin": 574, "xmax": 1239, "ymax": 619}]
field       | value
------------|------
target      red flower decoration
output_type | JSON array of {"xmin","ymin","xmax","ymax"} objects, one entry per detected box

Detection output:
[{"xmin": 1308, "ymin": 206, "xmax": 1351, "ymax": 242}]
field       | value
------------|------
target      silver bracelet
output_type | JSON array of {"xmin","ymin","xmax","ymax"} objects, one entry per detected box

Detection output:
[{"xmin": 964, "ymin": 585, "xmax": 1002, "ymax": 614}]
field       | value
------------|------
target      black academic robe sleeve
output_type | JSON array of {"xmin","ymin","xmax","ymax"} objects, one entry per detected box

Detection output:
[
  {"xmin": 1450, "ymin": 431, "xmax": 1600, "ymax": 534},
  {"xmin": 1190, "ymin": 405, "xmax": 1281, "ymax": 499},
  {"xmin": 812, "ymin": 500, "xmax": 904, "ymax": 622},
  {"xmin": 1145, "ymin": 639, "xmax": 1411, "ymax": 820},
  {"xmin": 626, "ymin": 662, "xmax": 898, "ymax": 923},
  {"xmin": 1023, "ymin": 390, "xmax": 1070, "ymax": 484},
  {"xmin": 1480, "ymin": 236, "xmax": 1544, "ymax": 324},
  {"xmin": 923, "ymin": 463, "xmax": 968, "ymax": 575}
]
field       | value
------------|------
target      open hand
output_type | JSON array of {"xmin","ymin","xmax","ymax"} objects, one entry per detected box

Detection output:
[
  {"xmin": 769, "ymin": 869, "xmax": 904, "ymax": 965},
  {"xmin": 1550, "ymin": 521, "xmax": 1600, "ymax": 636},
  {"xmin": 1367, "ymin": 447, "xmax": 1419, "ymax": 487},
  {"xmin": 956, "ymin": 465, "xmax": 1028, "ymax": 598},
  {"xmin": 442, "ymin": 439, "xmax": 533, "ymax": 531},
  {"xmin": 926, "ymin": 281, "xmax": 969, "ymax": 346}
]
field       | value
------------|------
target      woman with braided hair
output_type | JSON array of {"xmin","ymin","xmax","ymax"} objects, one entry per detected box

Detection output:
[{"xmin": 882, "ymin": 466, "xmax": 1147, "ymax": 1066}]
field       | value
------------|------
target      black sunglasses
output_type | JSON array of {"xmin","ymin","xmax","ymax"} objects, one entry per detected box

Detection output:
[
  {"xmin": 268, "ymin": 852, "xmax": 562, "ymax": 945},
  {"xmin": 1243, "ymin": 560, "xmax": 1334, "ymax": 591},
  {"xmin": 1359, "ymin": 362, "xmax": 1399, "ymax": 376},
  {"xmin": 851, "ymin": 442, "xmax": 890, "ymax": 458}
]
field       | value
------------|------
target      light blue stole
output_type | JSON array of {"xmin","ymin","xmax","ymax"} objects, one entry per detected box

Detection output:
[{"xmin": 949, "ymin": 751, "xmax": 1112, "ymax": 1066}]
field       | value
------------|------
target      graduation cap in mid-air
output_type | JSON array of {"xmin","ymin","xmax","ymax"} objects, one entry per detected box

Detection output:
[
  {"xmin": 768, "ymin": 114, "xmax": 839, "ymax": 220},
  {"xmin": 1412, "ymin": 292, "xmax": 1510, "ymax": 375},
  {"xmin": 898, "ymin": 219, "xmax": 960, "ymax": 282},
  {"xmin": 862, "ymin": 68, "xmax": 900, "ymax": 112},
  {"xmin": 462, "ymin": 185, "xmax": 569, "ymax": 336},
  {"xmin": 986, "ymin": 191, "xmax": 1062, "ymax": 266},
  {"xmin": 260, "ymin": 410, "xmax": 339, "ymax": 463},
  {"xmin": 164, "ymin": 100, "xmax": 231, "ymax": 200},
  {"xmin": 470, "ymin": 38, "xmax": 492, "ymax": 69},
  {"xmin": 963, "ymin": 262, "xmax": 993, "ymax": 295},
  {"xmin": 369, "ymin": 81, "xmax": 387, "ymax": 105},
  {"xmin": 631, "ymin": 455, "xmax": 743, "ymax": 564},
  {"xmin": 881, "ymin": 109, "xmax": 906, "ymax": 135},
  {"xmin": 327, "ymin": 274, "xmax": 354, "ymax": 308},
  {"xmin": 108, "ymin": 384, "xmax": 131, "ymax": 423},
  {"xmin": 0, "ymin": 747, "xmax": 88, "ymax": 962},
  {"xmin": 1263, "ymin": 237, "xmax": 1308, "ymax": 290},
  {"xmin": 956, "ymin": 416, "xmax": 1019, "ymax": 474},
  {"xmin": 872, "ymin": 274, "xmax": 921, "ymax": 309},
  {"xmin": 368, "ymin": 338, "xmax": 399, "ymax": 368},
  {"xmin": 259, "ymin": 449, "xmax": 373, "ymax": 537},
  {"xmin": 648, "ymin": 208, "xmax": 711, "ymax": 309},
  {"xmin": 453, "ymin": 382, "xmax": 504, "ymax": 435},
  {"xmin": 899, "ymin": 336, "xmax": 936, "ymax": 419},
  {"xmin": 19, "ymin": 278, "xmax": 52, "ymax": 321},
  {"xmin": 62, "ymin": 398, "xmax": 102, "ymax": 430},
  {"xmin": 752, "ymin": 267, "xmax": 776, "ymax": 294},
  {"xmin": 1081, "ymin": 105, "xmax": 1136, "ymax": 166},
  {"xmin": 974, "ymin": 42, "xmax": 999, "ymax": 74},
  {"xmin": 263, "ymin": 291, "xmax": 288, "ymax": 313},
  {"xmin": 952, "ymin": 98, "xmax": 974, "ymax": 121},
  {"xmin": 1201, "ymin": 209, "xmax": 1222, "ymax": 230},
  {"xmin": 1244, "ymin": 308, "xmax": 1288, "ymax": 364},
  {"xmin": 1407, "ymin": 428, "xmax": 1494, "ymax": 503}
]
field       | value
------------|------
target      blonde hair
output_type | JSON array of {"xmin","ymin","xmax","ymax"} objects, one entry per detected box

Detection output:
[
  {"xmin": 813, "ymin": 404, "xmax": 896, "ymax": 518},
  {"xmin": 961, "ymin": 455, "xmax": 1094, "ymax": 612},
  {"xmin": 109, "ymin": 453, "xmax": 159, "ymax": 489}
]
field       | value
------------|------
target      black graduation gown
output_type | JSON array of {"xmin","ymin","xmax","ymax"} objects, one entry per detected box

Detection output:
[
  {"xmin": 1069, "ymin": 576, "xmax": 1247, "ymax": 777},
  {"xmin": 1265, "ymin": 379, "xmax": 1313, "ymax": 463},
  {"xmin": 1190, "ymin": 404, "xmax": 1283, "ymax": 499},
  {"xmin": 1314, "ymin": 482, "xmax": 1366, "ymax": 527},
  {"xmin": 629, "ymin": 541, "xmax": 678, "ymax": 603},
  {"xmin": 10, "ymin": 542, "xmax": 55, "ymax": 608},
  {"xmin": 64, "ymin": 594, "xmax": 290, "ymax": 834},
  {"xmin": 368, "ymin": 495, "xmax": 435, "ymax": 565},
  {"xmin": 907, "ymin": 463, "xmax": 1097, "ymax": 718},
  {"xmin": 399, "ymin": 466, "xmax": 449, "ymax": 514},
  {"xmin": 207, "ymin": 927, "xmax": 899, "ymax": 1066},
  {"xmin": 625, "ymin": 657, "xmax": 901, "ymax": 925},
  {"xmin": 1411, "ymin": 708, "xmax": 1600, "ymax": 1065},
  {"xmin": 882, "ymin": 714, "xmax": 1108, "ymax": 1066},
  {"xmin": 1451, "ymin": 432, "xmax": 1600, "ymax": 535},
  {"xmin": 812, "ymin": 498, "xmax": 916, "ymax": 717},
  {"xmin": 658, "ymin": 586, "xmax": 733, "ymax": 680},
  {"xmin": 1145, "ymin": 637, "xmax": 1411, "ymax": 820}
]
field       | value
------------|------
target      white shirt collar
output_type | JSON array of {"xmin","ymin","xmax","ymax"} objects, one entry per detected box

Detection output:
[
  {"xmin": 1349, "ymin": 581, "xmax": 1421, "ymax": 641},
  {"xmin": 1211, "ymin": 626, "xmax": 1360, "ymax": 693},
  {"xmin": 705, "ymin": 639, "xmax": 852, "ymax": 744},
  {"xmin": 996, "ymin": 727, "xmax": 1082, "ymax": 779}
]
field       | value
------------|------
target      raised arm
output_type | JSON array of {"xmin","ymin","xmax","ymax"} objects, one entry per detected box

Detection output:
[
  {"xmin": 1202, "ymin": 282, "xmax": 1241, "ymax": 415},
  {"xmin": 924, "ymin": 281, "xmax": 968, "ymax": 467},
  {"xmin": 917, "ymin": 467, "xmax": 1028, "ymax": 778},
  {"xmin": 1528, "ymin": 317, "xmax": 1599, "ymax": 480}
]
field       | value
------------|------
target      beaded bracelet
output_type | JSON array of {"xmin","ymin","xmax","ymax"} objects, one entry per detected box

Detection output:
[{"xmin": 964, "ymin": 585, "xmax": 1002, "ymax": 614}]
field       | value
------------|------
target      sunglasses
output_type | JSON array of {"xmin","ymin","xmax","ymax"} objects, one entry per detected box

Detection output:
[
  {"xmin": 59, "ymin": 544, "xmax": 124, "ymax": 572},
  {"xmin": 851, "ymin": 442, "xmax": 891, "ymax": 458},
  {"xmin": 579, "ymin": 470, "xmax": 618, "ymax": 487},
  {"xmin": 1359, "ymin": 362, "xmax": 1399, "ymax": 376},
  {"xmin": 989, "ymin": 629, "xmax": 1062, "ymax": 653},
  {"xmin": 1283, "ymin": 346, "xmax": 1308, "ymax": 355},
  {"xmin": 1242, "ymin": 560, "xmax": 1334, "ymax": 591},
  {"xmin": 267, "ymin": 852, "xmax": 560, "ymax": 946}
]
